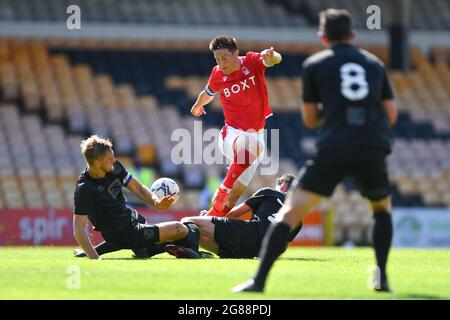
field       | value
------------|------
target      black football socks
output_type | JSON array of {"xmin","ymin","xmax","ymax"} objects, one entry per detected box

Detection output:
[
  {"xmin": 95, "ymin": 241, "xmax": 120, "ymax": 256},
  {"xmin": 138, "ymin": 244, "xmax": 168, "ymax": 258},
  {"xmin": 74, "ymin": 241, "xmax": 118, "ymax": 257},
  {"xmin": 173, "ymin": 222, "xmax": 200, "ymax": 251},
  {"xmin": 253, "ymin": 222, "xmax": 291, "ymax": 288},
  {"xmin": 372, "ymin": 212, "xmax": 393, "ymax": 287}
]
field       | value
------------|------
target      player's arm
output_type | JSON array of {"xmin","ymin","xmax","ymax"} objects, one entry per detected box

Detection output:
[
  {"xmin": 301, "ymin": 60, "xmax": 321, "ymax": 129},
  {"xmin": 301, "ymin": 102, "xmax": 323, "ymax": 129},
  {"xmin": 73, "ymin": 214, "xmax": 100, "ymax": 260},
  {"xmin": 126, "ymin": 177, "xmax": 175, "ymax": 209},
  {"xmin": 380, "ymin": 67, "xmax": 397, "ymax": 126},
  {"xmin": 261, "ymin": 47, "xmax": 282, "ymax": 67},
  {"xmin": 382, "ymin": 99, "xmax": 397, "ymax": 126},
  {"xmin": 191, "ymin": 90, "xmax": 214, "ymax": 117},
  {"xmin": 225, "ymin": 203, "xmax": 253, "ymax": 220}
]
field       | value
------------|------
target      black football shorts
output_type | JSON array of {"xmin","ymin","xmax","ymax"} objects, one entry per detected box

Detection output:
[
  {"xmin": 295, "ymin": 146, "xmax": 390, "ymax": 201},
  {"xmin": 101, "ymin": 210, "xmax": 160, "ymax": 249},
  {"xmin": 212, "ymin": 217, "xmax": 261, "ymax": 259}
]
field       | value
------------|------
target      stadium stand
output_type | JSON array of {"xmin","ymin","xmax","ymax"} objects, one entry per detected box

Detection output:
[
  {"xmin": 1, "ymin": 38, "xmax": 450, "ymax": 228},
  {"xmin": 1, "ymin": 0, "xmax": 449, "ymax": 30},
  {"xmin": 273, "ymin": 0, "xmax": 450, "ymax": 30},
  {"xmin": 0, "ymin": 0, "xmax": 308, "ymax": 27}
]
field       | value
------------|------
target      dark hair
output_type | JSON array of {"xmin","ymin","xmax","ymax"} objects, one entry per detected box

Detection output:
[
  {"xmin": 276, "ymin": 174, "xmax": 295, "ymax": 189},
  {"xmin": 209, "ymin": 35, "xmax": 238, "ymax": 52},
  {"xmin": 319, "ymin": 9, "xmax": 353, "ymax": 42},
  {"xmin": 80, "ymin": 135, "xmax": 113, "ymax": 165}
]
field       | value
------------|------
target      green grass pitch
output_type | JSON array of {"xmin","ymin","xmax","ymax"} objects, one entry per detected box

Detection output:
[{"xmin": 1, "ymin": 247, "xmax": 449, "ymax": 300}]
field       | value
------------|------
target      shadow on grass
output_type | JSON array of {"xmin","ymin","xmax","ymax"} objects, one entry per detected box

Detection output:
[
  {"xmin": 101, "ymin": 256, "xmax": 326, "ymax": 262},
  {"xmin": 279, "ymin": 257, "xmax": 332, "ymax": 262},
  {"xmin": 101, "ymin": 257, "xmax": 174, "ymax": 261},
  {"xmin": 394, "ymin": 293, "xmax": 448, "ymax": 300}
]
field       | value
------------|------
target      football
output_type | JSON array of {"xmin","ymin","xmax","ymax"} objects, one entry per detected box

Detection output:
[{"xmin": 150, "ymin": 177, "xmax": 180, "ymax": 204}]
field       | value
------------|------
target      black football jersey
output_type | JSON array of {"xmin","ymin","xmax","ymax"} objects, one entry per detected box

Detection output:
[
  {"xmin": 302, "ymin": 43, "xmax": 394, "ymax": 152},
  {"xmin": 244, "ymin": 187, "xmax": 285, "ymax": 238},
  {"xmin": 73, "ymin": 161, "xmax": 133, "ymax": 232}
]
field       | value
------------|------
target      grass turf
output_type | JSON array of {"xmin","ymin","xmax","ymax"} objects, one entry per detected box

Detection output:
[{"xmin": 0, "ymin": 246, "xmax": 449, "ymax": 300}]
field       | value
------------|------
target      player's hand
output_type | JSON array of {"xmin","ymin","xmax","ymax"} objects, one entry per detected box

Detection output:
[
  {"xmin": 262, "ymin": 47, "xmax": 281, "ymax": 67},
  {"xmin": 262, "ymin": 47, "xmax": 275, "ymax": 66},
  {"xmin": 154, "ymin": 195, "xmax": 176, "ymax": 210},
  {"xmin": 88, "ymin": 253, "xmax": 101, "ymax": 260},
  {"xmin": 262, "ymin": 46, "xmax": 275, "ymax": 59},
  {"xmin": 191, "ymin": 105, "xmax": 207, "ymax": 117}
]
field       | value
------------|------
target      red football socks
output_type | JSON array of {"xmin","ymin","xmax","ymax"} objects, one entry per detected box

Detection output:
[{"xmin": 222, "ymin": 149, "xmax": 256, "ymax": 189}]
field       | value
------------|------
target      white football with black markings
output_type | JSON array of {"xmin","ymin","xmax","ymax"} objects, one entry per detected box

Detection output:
[{"xmin": 150, "ymin": 178, "xmax": 180, "ymax": 204}]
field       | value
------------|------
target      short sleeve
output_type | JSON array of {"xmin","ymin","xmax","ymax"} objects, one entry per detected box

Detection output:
[
  {"xmin": 246, "ymin": 51, "xmax": 265, "ymax": 71},
  {"xmin": 205, "ymin": 67, "xmax": 220, "ymax": 96},
  {"xmin": 244, "ymin": 189, "xmax": 266, "ymax": 210},
  {"xmin": 301, "ymin": 60, "xmax": 320, "ymax": 103},
  {"xmin": 74, "ymin": 183, "xmax": 93, "ymax": 216},
  {"xmin": 381, "ymin": 68, "xmax": 394, "ymax": 100},
  {"xmin": 114, "ymin": 161, "xmax": 132, "ymax": 186}
]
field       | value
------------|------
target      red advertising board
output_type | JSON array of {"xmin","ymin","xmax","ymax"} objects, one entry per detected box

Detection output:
[
  {"xmin": 0, "ymin": 208, "xmax": 327, "ymax": 246},
  {"xmin": 0, "ymin": 209, "xmax": 194, "ymax": 246},
  {"xmin": 292, "ymin": 209, "xmax": 325, "ymax": 246}
]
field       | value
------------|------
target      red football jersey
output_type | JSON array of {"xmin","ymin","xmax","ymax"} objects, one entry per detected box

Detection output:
[{"xmin": 205, "ymin": 51, "xmax": 273, "ymax": 131}]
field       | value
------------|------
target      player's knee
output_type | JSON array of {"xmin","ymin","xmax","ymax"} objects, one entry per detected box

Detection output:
[
  {"xmin": 276, "ymin": 205, "xmax": 296, "ymax": 226},
  {"xmin": 180, "ymin": 218, "xmax": 203, "ymax": 232},
  {"xmin": 234, "ymin": 134, "xmax": 262, "ymax": 158},
  {"xmin": 369, "ymin": 196, "xmax": 392, "ymax": 214},
  {"xmin": 181, "ymin": 217, "xmax": 207, "ymax": 232},
  {"xmin": 174, "ymin": 221, "xmax": 189, "ymax": 238},
  {"xmin": 282, "ymin": 194, "xmax": 302, "ymax": 212},
  {"xmin": 234, "ymin": 134, "xmax": 251, "ymax": 150},
  {"xmin": 278, "ymin": 191, "xmax": 321, "ymax": 226},
  {"xmin": 256, "ymin": 140, "xmax": 265, "ymax": 157},
  {"xmin": 181, "ymin": 217, "xmax": 195, "ymax": 224}
]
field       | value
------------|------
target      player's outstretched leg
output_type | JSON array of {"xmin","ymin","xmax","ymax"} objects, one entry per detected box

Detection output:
[
  {"xmin": 206, "ymin": 134, "xmax": 261, "ymax": 217},
  {"xmin": 233, "ymin": 189, "xmax": 322, "ymax": 293},
  {"xmin": 131, "ymin": 222, "xmax": 201, "ymax": 259},
  {"xmin": 370, "ymin": 197, "xmax": 393, "ymax": 292},
  {"xmin": 232, "ymin": 222, "xmax": 291, "ymax": 293}
]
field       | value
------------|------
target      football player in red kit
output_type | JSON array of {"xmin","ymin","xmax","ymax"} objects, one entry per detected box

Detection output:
[{"xmin": 191, "ymin": 35, "xmax": 282, "ymax": 217}]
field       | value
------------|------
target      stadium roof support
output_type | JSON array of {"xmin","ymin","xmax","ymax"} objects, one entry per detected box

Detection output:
[{"xmin": 390, "ymin": 0, "xmax": 410, "ymax": 71}]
